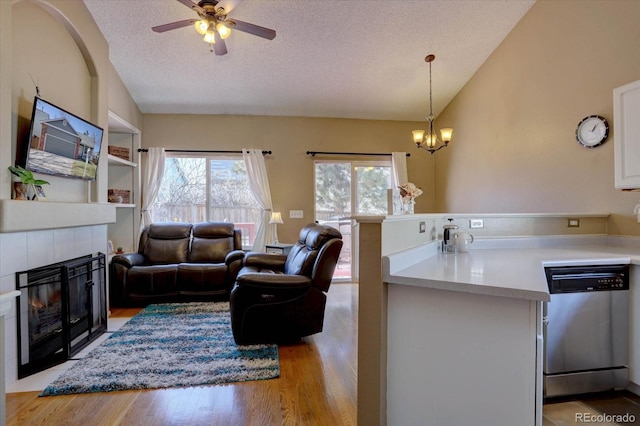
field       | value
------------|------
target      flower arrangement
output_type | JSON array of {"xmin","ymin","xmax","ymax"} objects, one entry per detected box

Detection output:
[{"xmin": 398, "ymin": 182, "xmax": 423, "ymax": 203}]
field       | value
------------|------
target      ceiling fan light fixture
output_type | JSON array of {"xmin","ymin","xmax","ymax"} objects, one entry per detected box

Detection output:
[
  {"xmin": 203, "ymin": 30, "xmax": 216, "ymax": 44},
  {"xmin": 194, "ymin": 19, "xmax": 209, "ymax": 35},
  {"xmin": 152, "ymin": 0, "xmax": 277, "ymax": 56},
  {"xmin": 216, "ymin": 22, "xmax": 231, "ymax": 39}
]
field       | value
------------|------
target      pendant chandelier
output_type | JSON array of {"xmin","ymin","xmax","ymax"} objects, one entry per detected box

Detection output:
[{"xmin": 412, "ymin": 54, "xmax": 453, "ymax": 154}]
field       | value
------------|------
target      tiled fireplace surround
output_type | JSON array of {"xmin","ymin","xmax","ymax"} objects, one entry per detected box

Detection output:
[{"xmin": 0, "ymin": 200, "xmax": 114, "ymax": 390}]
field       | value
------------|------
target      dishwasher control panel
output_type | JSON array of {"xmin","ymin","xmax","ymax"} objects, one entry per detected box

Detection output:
[{"xmin": 544, "ymin": 264, "xmax": 629, "ymax": 293}]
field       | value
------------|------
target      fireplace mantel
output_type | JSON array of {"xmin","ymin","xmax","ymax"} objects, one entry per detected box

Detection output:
[{"xmin": 0, "ymin": 200, "xmax": 116, "ymax": 232}]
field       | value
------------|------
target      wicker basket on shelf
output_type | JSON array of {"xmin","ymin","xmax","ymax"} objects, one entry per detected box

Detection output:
[
  {"xmin": 108, "ymin": 146, "xmax": 130, "ymax": 161},
  {"xmin": 108, "ymin": 189, "xmax": 131, "ymax": 204}
]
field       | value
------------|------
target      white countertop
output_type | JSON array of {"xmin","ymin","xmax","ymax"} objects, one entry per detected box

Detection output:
[{"xmin": 383, "ymin": 241, "xmax": 640, "ymax": 302}]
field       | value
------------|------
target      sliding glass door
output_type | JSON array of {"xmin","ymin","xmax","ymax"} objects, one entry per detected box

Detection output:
[{"xmin": 314, "ymin": 161, "xmax": 391, "ymax": 281}]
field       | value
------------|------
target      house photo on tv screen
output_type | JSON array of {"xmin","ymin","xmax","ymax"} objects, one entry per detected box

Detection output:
[{"xmin": 22, "ymin": 97, "xmax": 104, "ymax": 181}]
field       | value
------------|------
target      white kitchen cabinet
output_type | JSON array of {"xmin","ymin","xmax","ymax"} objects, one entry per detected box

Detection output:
[
  {"xmin": 387, "ymin": 284, "xmax": 542, "ymax": 426},
  {"xmin": 106, "ymin": 111, "xmax": 140, "ymax": 253},
  {"xmin": 614, "ymin": 80, "xmax": 640, "ymax": 190}
]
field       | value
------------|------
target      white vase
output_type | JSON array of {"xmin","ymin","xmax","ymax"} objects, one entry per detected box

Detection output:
[{"xmin": 404, "ymin": 199, "xmax": 415, "ymax": 214}]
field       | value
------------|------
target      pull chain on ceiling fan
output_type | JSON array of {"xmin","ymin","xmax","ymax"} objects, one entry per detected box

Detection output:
[{"xmin": 152, "ymin": 0, "xmax": 276, "ymax": 56}]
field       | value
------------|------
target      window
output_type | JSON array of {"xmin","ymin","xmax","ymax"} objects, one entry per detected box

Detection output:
[
  {"xmin": 152, "ymin": 155, "xmax": 262, "ymax": 247},
  {"xmin": 314, "ymin": 161, "xmax": 392, "ymax": 219},
  {"xmin": 314, "ymin": 160, "xmax": 392, "ymax": 280}
]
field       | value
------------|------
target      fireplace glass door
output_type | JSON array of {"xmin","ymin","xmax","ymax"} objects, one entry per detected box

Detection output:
[
  {"xmin": 18, "ymin": 268, "xmax": 66, "ymax": 375},
  {"xmin": 16, "ymin": 253, "xmax": 106, "ymax": 378}
]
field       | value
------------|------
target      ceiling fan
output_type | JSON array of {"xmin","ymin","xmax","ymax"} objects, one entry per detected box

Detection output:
[{"xmin": 152, "ymin": 0, "xmax": 276, "ymax": 56}]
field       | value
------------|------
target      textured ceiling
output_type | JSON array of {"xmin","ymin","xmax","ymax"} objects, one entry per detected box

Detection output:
[{"xmin": 83, "ymin": 0, "xmax": 535, "ymax": 121}]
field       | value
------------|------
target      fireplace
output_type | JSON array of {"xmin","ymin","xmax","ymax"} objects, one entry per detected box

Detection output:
[{"xmin": 16, "ymin": 253, "xmax": 107, "ymax": 378}]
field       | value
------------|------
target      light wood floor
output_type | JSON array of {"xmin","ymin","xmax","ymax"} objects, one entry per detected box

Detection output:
[
  {"xmin": 6, "ymin": 284, "xmax": 358, "ymax": 426},
  {"xmin": 543, "ymin": 390, "xmax": 640, "ymax": 426}
]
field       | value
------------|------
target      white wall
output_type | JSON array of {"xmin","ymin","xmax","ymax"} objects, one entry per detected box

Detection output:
[{"xmin": 436, "ymin": 0, "xmax": 640, "ymax": 236}]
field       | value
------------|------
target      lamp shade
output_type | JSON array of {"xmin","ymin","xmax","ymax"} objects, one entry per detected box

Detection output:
[
  {"xmin": 440, "ymin": 128, "xmax": 453, "ymax": 143},
  {"xmin": 203, "ymin": 30, "xmax": 216, "ymax": 43},
  {"xmin": 425, "ymin": 133, "xmax": 438, "ymax": 148},
  {"xmin": 216, "ymin": 22, "xmax": 231, "ymax": 39},
  {"xmin": 194, "ymin": 20, "xmax": 209, "ymax": 35},
  {"xmin": 412, "ymin": 130, "xmax": 425, "ymax": 144},
  {"xmin": 269, "ymin": 211, "xmax": 284, "ymax": 224}
]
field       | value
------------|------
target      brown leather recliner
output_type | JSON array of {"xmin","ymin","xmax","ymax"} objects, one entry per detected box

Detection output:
[
  {"xmin": 110, "ymin": 222, "xmax": 245, "ymax": 306},
  {"xmin": 230, "ymin": 223, "xmax": 343, "ymax": 345}
]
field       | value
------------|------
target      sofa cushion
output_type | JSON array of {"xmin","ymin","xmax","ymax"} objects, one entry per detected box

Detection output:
[
  {"xmin": 127, "ymin": 265, "xmax": 179, "ymax": 297},
  {"xmin": 285, "ymin": 224, "xmax": 342, "ymax": 276},
  {"xmin": 142, "ymin": 223, "xmax": 192, "ymax": 264},
  {"xmin": 177, "ymin": 263, "xmax": 228, "ymax": 294},
  {"xmin": 189, "ymin": 222, "xmax": 236, "ymax": 263}
]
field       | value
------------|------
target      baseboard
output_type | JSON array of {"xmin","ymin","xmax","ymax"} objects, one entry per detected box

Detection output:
[{"xmin": 626, "ymin": 381, "xmax": 640, "ymax": 396}]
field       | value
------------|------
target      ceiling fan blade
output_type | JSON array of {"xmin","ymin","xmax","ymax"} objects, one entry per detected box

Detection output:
[
  {"xmin": 228, "ymin": 19, "xmax": 276, "ymax": 40},
  {"xmin": 213, "ymin": 32, "xmax": 228, "ymax": 55},
  {"xmin": 216, "ymin": 0, "xmax": 243, "ymax": 14},
  {"xmin": 176, "ymin": 0, "xmax": 206, "ymax": 14},
  {"xmin": 152, "ymin": 19, "xmax": 197, "ymax": 33}
]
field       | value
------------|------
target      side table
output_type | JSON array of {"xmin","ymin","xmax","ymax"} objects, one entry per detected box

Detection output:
[{"xmin": 265, "ymin": 243, "xmax": 294, "ymax": 256}]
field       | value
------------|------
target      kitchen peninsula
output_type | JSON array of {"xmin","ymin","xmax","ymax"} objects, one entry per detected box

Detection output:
[{"xmin": 355, "ymin": 213, "xmax": 640, "ymax": 426}]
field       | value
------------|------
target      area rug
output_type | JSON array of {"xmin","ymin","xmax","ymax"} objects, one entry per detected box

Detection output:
[{"xmin": 39, "ymin": 302, "xmax": 279, "ymax": 396}]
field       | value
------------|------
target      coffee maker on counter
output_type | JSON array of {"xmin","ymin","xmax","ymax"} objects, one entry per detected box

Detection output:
[
  {"xmin": 443, "ymin": 218, "xmax": 458, "ymax": 253},
  {"xmin": 442, "ymin": 218, "xmax": 474, "ymax": 253}
]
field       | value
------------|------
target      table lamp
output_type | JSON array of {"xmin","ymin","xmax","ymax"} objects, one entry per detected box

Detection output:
[{"xmin": 269, "ymin": 211, "xmax": 284, "ymax": 243}]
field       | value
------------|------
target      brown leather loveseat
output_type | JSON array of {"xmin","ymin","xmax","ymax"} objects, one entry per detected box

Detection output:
[{"xmin": 110, "ymin": 222, "xmax": 244, "ymax": 306}]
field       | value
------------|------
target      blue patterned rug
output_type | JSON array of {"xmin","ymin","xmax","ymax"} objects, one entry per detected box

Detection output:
[{"xmin": 39, "ymin": 302, "xmax": 279, "ymax": 396}]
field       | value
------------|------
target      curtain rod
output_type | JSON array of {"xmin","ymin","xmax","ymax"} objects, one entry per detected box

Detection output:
[
  {"xmin": 138, "ymin": 149, "xmax": 272, "ymax": 155},
  {"xmin": 306, "ymin": 151, "xmax": 410, "ymax": 157}
]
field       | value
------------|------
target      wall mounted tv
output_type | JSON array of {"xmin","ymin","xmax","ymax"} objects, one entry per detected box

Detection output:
[{"xmin": 19, "ymin": 97, "xmax": 104, "ymax": 181}]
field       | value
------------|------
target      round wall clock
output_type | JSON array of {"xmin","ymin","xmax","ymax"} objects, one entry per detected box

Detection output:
[{"xmin": 576, "ymin": 115, "xmax": 609, "ymax": 148}]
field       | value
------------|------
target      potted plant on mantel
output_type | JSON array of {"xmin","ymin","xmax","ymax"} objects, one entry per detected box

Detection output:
[{"xmin": 8, "ymin": 165, "xmax": 49, "ymax": 200}]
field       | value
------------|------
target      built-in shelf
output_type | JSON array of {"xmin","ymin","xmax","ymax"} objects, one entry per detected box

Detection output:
[
  {"xmin": 107, "ymin": 110, "xmax": 141, "ymax": 254},
  {"xmin": 107, "ymin": 154, "xmax": 137, "ymax": 168}
]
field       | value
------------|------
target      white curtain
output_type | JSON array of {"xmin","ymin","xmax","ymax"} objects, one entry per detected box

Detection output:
[
  {"xmin": 392, "ymin": 152, "xmax": 408, "ymax": 187},
  {"xmin": 243, "ymin": 148, "xmax": 275, "ymax": 251},
  {"xmin": 140, "ymin": 147, "xmax": 165, "ymax": 232}
]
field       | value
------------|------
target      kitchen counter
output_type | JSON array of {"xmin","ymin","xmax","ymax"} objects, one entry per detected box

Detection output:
[
  {"xmin": 383, "ymin": 240, "xmax": 640, "ymax": 303},
  {"xmin": 354, "ymin": 214, "xmax": 639, "ymax": 426},
  {"xmin": 379, "ymin": 239, "xmax": 640, "ymax": 426}
]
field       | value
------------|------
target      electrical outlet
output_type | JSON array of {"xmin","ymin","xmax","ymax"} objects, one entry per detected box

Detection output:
[
  {"xmin": 419, "ymin": 221, "xmax": 426, "ymax": 233},
  {"xmin": 469, "ymin": 219, "xmax": 484, "ymax": 229},
  {"xmin": 289, "ymin": 210, "xmax": 304, "ymax": 219},
  {"xmin": 634, "ymin": 203, "xmax": 640, "ymax": 223},
  {"xmin": 568, "ymin": 218, "xmax": 580, "ymax": 227}
]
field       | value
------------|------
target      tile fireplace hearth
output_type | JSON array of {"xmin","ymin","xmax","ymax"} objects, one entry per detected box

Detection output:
[{"xmin": 15, "ymin": 253, "xmax": 107, "ymax": 378}]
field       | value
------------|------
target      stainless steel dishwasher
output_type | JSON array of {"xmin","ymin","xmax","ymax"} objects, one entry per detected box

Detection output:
[{"xmin": 543, "ymin": 264, "xmax": 630, "ymax": 398}]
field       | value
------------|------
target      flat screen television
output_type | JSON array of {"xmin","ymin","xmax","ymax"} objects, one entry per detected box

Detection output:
[{"xmin": 19, "ymin": 97, "xmax": 104, "ymax": 181}]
